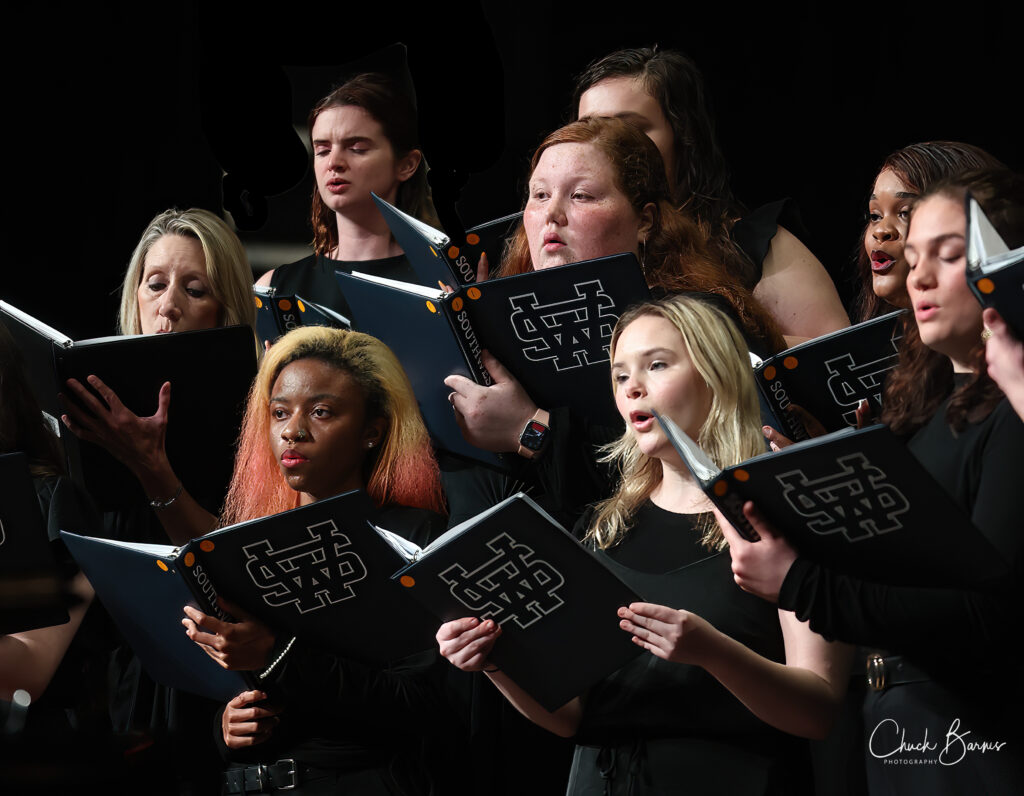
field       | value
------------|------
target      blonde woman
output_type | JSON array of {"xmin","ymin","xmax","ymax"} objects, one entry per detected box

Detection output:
[{"xmin": 438, "ymin": 295, "xmax": 850, "ymax": 795}]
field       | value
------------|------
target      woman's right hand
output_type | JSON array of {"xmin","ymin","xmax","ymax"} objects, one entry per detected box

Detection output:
[
  {"xmin": 435, "ymin": 617, "xmax": 501, "ymax": 671},
  {"xmin": 222, "ymin": 690, "xmax": 281, "ymax": 749},
  {"xmin": 60, "ymin": 376, "xmax": 171, "ymax": 476}
]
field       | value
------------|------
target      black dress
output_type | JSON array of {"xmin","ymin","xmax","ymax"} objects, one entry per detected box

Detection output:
[
  {"xmin": 779, "ymin": 389, "xmax": 1024, "ymax": 793},
  {"xmin": 270, "ymin": 253, "xmax": 420, "ymax": 320},
  {"xmin": 567, "ymin": 502, "xmax": 812, "ymax": 796},
  {"xmin": 731, "ymin": 198, "xmax": 810, "ymax": 292}
]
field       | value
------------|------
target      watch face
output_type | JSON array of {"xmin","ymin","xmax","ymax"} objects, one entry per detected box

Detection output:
[{"xmin": 520, "ymin": 420, "xmax": 548, "ymax": 451}]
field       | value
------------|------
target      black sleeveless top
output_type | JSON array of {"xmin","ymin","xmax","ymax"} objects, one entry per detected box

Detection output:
[
  {"xmin": 569, "ymin": 502, "xmax": 811, "ymax": 795},
  {"xmin": 270, "ymin": 253, "xmax": 420, "ymax": 321}
]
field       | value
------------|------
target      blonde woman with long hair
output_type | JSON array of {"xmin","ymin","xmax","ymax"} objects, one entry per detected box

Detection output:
[{"xmin": 438, "ymin": 294, "xmax": 850, "ymax": 795}]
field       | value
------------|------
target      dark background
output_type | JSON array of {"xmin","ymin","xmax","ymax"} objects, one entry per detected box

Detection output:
[{"xmin": 6, "ymin": 2, "xmax": 1019, "ymax": 340}]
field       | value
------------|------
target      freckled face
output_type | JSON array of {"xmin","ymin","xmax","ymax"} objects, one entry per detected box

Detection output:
[
  {"xmin": 136, "ymin": 235, "xmax": 221, "ymax": 334},
  {"xmin": 864, "ymin": 169, "xmax": 917, "ymax": 308},
  {"xmin": 578, "ymin": 76, "xmax": 676, "ymax": 188},
  {"xmin": 269, "ymin": 358, "xmax": 384, "ymax": 505},
  {"xmin": 905, "ymin": 195, "xmax": 981, "ymax": 372},
  {"xmin": 524, "ymin": 142, "xmax": 646, "ymax": 271},
  {"xmin": 611, "ymin": 314, "xmax": 712, "ymax": 461}
]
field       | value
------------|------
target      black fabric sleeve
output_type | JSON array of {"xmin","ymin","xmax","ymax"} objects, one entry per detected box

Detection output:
[
  {"xmin": 441, "ymin": 408, "xmax": 618, "ymax": 533},
  {"xmin": 777, "ymin": 403, "xmax": 1024, "ymax": 672}
]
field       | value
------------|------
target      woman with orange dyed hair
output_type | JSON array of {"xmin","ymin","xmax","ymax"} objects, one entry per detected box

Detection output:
[
  {"xmin": 221, "ymin": 324, "xmax": 445, "ymax": 524},
  {"xmin": 183, "ymin": 326, "xmax": 457, "ymax": 795}
]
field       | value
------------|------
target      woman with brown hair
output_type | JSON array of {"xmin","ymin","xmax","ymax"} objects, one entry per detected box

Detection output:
[
  {"xmin": 257, "ymin": 72, "xmax": 440, "ymax": 317},
  {"xmin": 852, "ymin": 141, "xmax": 1004, "ymax": 322},
  {"xmin": 572, "ymin": 46, "xmax": 849, "ymax": 344},
  {"xmin": 724, "ymin": 168, "xmax": 1024, "ymax": 793}
]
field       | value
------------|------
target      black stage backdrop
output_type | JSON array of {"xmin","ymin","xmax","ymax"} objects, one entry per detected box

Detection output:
[{"xmin": 6, "ymin": 2, "xmax": 1019, "ymax": 341}]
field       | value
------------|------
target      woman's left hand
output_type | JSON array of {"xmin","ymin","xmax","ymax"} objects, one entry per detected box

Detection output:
[
  {"xmin": 617, "ymin": 602, "xmax": 717, "ymax": 665},
  {"xmin": 444, "ymin": 350, "xmax": 539, "ymax": 453},
  {"xmin": 183, "ymin": 599, "xmax": 276, "ymax": 671},
  {"xmin": 60, "ymin": 376, "xmax": 171, "ymax": 476},
  {"xmin": 716, "ymin": 501, "xmax": 798, "ymax": 603}
]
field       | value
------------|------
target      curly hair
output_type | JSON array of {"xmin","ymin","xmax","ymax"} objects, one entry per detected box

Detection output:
[
  {"xmin": 221, "ymin": 326, "xmax": 445, "ymax": 525},
  {"xmin": 498, "ymin": 116, "xmax": 784, "ymax": 354},
  {"xmin": 853, "ymin": 142, "xmax": 1005, "ymax": 322},
  {"xmin": 881, "ymin": 168, "xmax": 1023, "ymax": 436},
  {"xmin": 308, "ymin": 73, "xmax": 440, "ymax": 256},
  {"xmin": 587, "ymin": 295, "xmax": 766, "ymax": 551}
]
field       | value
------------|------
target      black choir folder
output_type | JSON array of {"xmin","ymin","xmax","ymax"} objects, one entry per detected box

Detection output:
[
  {"xmin": 60, "ymin": 490, "xmax": 441, "ymax": 700},
  {"xmin": 753, "ymin": 310, "xmax": 908, "ymax": 442},
  {"xmin": 966, "ymin": 193, "xmax": 1024, "ymax": 338},
  {"xmin": 60, "ymin": 490, "xmax": 642, "ymax": 711},
  {"xmin": 336, "ymin": 253, "xmax": 649, "ymax": 466},
  {"xmin": 655, "ymin": 413, "xmax": 1008, "ymax": 588},
  {"xmin": 0, "ymin": 302, "xmax": 256, "ymax": 511},
  {"xmin": 372, "ymin": 194, "xmax": 521, "ymax": 289},
  {"xmin": 392, "ymin": 493, "xmax": 644, "ymax": 712},
  {"xmin": 253, "ymin": 285, "xmax": 351, "ymax": 345}
]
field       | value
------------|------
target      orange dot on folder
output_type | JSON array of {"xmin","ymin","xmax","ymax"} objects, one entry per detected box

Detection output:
[
  {"xmin": 254, "ymin": 296, "xmax": 263, "ymax": 309},
  {"xmin": 467, "ymin": 287, "xmax": 481, "ymax": 300},
  {"xmin": 783, "ymin": 356, "xmax": 798, "ymax": 370},
  {"xmin": 297, "ymin": 299, "xmax": 306, "ymax": 313},
  {"xmin": 466, "ymin": 234, "xmax": 480, "ymax": 245},
  {"xmin": 713, "ymin": 481, "xmax": 727, "ymax": 497},
  {"xmin": 763, "ymin": 366, "xmax": 776, "ymax": 380},
  {"xmin": 278, "ymin": 299, "xmax": 292, "ymax": 311},
  {"xmin": 734, "ymin": 469, "xmax": 750, "ymax": 482},
  {"xmin": 448, "ymin": 246, "xmax": 460, "ymax": 258},
  {"xmin": 400, "ymin": 575, "xmax": 416, "ymax": 588},
  {"xmin": 452, "ymin": 297, "xmax": 464, "ymax": 311},
  {"xmin": 977, "ymin": 278, "xmax": 995, "ymax": 294},
  {"xmin": 200, "ymin": 540, "xmax": 215, "ymax": 552},
  {"xmin": 426, "ymin": 301, "xmax": 437, "ymax": 313},
  {"xmin": 184, "ymin": 552, "xmax": 195, "ymax": 567},
  {"xmin": 156, "ymin": 560, "xmax": 168, "ymax": 572}
]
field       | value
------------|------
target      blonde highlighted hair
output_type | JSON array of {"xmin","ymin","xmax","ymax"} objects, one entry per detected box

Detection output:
[
  {"xmin": 221, "ymin": 326, "xmax": 445, "ymax": 525},
  {"xmin": 588, "ymin": 294, "xmax": 765, "ymax": 551},
  {"xmin": 118, "ymin": 208, "xmax": 257, "ymax": 340}
]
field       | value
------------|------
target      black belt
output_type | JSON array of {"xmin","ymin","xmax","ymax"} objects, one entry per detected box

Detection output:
[
  {"xmin": 866, "ymin": 654, "xmax": 931, "ymax": 692},
  {"xmin": 222, "ymin": 760, "xmax": 331, "ymax": 793}
]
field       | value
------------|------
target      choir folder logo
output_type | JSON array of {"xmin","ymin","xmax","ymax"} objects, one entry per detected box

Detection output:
[
  {"xmin": 509, "ymin": 279, "xmax": 618, "ymax": 371},
  {"xmin": 243, "ymin": 519, "xmax": 368, "ymax": 613},
  {"xmin": 439, "ymin": 532, "xmax": 566, "ymax": 629},
  {"xmin": 777, "ymin": 453, "xmax": 910, "ymax": 542}
]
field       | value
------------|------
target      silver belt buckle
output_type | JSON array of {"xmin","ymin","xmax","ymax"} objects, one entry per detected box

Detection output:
[
  {"xmin": 866, "ymin": 654, "xmax": 887, "ymax": 691},
  {"xmin": 276, "ymin": 759, "xmax": 298, "ymax": 790}
]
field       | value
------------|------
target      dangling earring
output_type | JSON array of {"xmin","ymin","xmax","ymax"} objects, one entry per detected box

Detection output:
[
  {"xmin": 640, "ymin": 234, "xmax": 648, "ymax": 273},
  {"xmin": 367, "ymin": 440, "xmax": 376, "ymax": 450}
]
